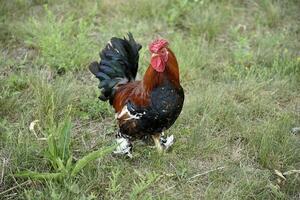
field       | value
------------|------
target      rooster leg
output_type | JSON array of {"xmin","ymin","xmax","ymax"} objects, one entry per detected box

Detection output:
[
  {"xmin": 113, "ymin": 132, "xmax": 133, "ymax": 158},
  {"xmin": 160, "ymin": 134, "xmax": 174, "ymax": 151},
  {"xmin": 152, "ymin": 133, "xmax": 163, "ymax": 153}
]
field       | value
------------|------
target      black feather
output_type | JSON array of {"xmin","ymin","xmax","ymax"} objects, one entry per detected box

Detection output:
[
  {"xmin": 99, "ymin": 65, "xmax": 116, "ymax": 75},
  {"xmin": 89, "ymin": 62, "xmax": 99, "ymax": 76},
  {"xmin": 89, "ymin": 33, "xmax": 142, "ymax": 103},
  {"xmin": 119, "ymin": 82, "xmax": 185, "ymax": 139},
  {"xmin": 96, "ymin": 72, "xmax": 111, "ymax": 81}
]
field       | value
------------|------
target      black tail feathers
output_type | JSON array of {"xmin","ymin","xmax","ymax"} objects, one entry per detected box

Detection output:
[{"xmin": 89, "ymin": 33, "xmax": 142, "ymax": 103}]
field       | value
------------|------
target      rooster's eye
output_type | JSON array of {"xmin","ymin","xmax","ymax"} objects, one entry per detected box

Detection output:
[{"xmin": 159, "ymin": 48, "xmax": 167, "ymax": 54}]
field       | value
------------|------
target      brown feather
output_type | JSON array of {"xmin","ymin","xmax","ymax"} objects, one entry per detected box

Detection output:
[{"xmin": 112, "ymin": 48, "xmax": 180, "ymax": 113}]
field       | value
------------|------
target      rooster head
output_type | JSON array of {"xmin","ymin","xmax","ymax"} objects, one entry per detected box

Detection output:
[{"xmin": 149, "ymin": 39, "xmax": 169, "ymax": 72}]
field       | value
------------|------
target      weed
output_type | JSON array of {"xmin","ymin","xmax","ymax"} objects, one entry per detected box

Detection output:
[
  {"xmin": 19, "ymin": 6, "xmax": 95, "ymax": 71},
  {"xmin": 16, "ymin": 113, "xmax": 116, "ymax": 180}
]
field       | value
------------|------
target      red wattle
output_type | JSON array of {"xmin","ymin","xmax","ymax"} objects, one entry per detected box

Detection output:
[{"xmin": 151, "ymin": 56, "xmax": 165, "ymax": 72}]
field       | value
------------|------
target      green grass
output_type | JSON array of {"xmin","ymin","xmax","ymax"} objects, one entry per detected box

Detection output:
[{"xmin": 1, "ymin": 0, "xmax": 300, "ymax": 199}]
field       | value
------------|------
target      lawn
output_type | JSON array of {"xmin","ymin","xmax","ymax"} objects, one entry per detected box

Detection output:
[{"xmin": 0, "ymin": 0, "xmax": 299, "ymax": 199}]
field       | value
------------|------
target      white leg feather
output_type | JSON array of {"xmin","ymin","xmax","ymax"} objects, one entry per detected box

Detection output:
[
  {"xmin": 113, "ymin": 137, "xmax": 132, "ymax": 158},
  {"xmin": 162, "ymin": 135, "xmax": 174, "ymax": 150}
]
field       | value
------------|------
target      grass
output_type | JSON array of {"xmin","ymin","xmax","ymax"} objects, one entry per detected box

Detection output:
[{"xmin": 0, "ymin": 0, "xmax": 300, "ymax": 199}]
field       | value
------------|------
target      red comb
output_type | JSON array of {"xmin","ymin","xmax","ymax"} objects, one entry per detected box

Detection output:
[{"xmin": 149, "ymin": 39, "xmax": 169, "ymax": 53}]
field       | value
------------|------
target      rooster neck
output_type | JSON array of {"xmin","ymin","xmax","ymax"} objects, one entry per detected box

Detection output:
[{"xmin": 143, "ymin": 49, "xmax": 180, "ymax": 93}]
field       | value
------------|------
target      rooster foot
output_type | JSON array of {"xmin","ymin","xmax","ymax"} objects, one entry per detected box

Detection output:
[
  {"xmin": 160, "ymin": 134, "xmax": 174, "ymax": 151},
  {"xmin": 113, "ymin": 135, "xmax": 133, "ymax": 158},
  {"xmin": 152, "ymin": 133, "xmax": 174, "ymax": 153}
]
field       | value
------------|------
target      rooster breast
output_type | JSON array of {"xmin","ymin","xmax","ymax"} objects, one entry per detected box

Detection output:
[{"xmin": 117, "ymin": 81, "xmax": 184, "ymax": 139}]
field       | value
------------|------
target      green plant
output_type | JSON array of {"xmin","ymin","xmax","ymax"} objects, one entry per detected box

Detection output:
[
  {"xmin": 21, "ymin": 6, "xmax": 94, "ymax": 71},
  {"xmin": 105, "ymin": 167, "xmax": 122, "ymax": 199},
  {"xmin": 15, "ymin": 113, "xmax": 116, "ymax": 180},
  {"xmin": 257, "ymin": 0, "xmax": 282, "ymax": 28},
  {"xmin": 130, "ymin": 172, "xmax": 160, "ymax": 200}
]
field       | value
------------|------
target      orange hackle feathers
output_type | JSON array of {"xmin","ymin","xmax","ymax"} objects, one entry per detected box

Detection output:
[{"xmin": 112, "ymin": 48, "xmax": 180, "ymax": 113}]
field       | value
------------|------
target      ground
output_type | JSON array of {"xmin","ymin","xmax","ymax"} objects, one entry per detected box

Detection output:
[{"xmin": 0, "ymin": 0, "xmax": 300, "ymax": 199}]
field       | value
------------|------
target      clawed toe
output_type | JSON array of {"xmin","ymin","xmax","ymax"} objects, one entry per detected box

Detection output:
[
  {"xmin": 161, "ymin": 135, "xmax": 174, "ymax": 151},
  {"xmin": 114, "ymin": 132, "xmax": 175, "ymax": 157},
  {"xmin": 152, "ymin": 133, "xmax": 175, "ymax": 152},
  {"xmin": 113, "ymin": 137, "xmax": 133, "ymax": 158}
]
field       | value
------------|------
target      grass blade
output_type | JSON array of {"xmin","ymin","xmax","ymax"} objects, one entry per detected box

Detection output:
[
  {"xmin": 47, "ymin": 133, "xmax": 57, "ymax": 161},
  {"xmin": 130, "ymin": 172, "xmax": 160, "ymax": 200},
  {"xmin": 58, "ymin": 116, "xmax": 72, "ymax": 162},
  {"xmin": 15, "ymin": 171, "xmax": 64, "ymax": 180},
  {"xmin": 71, "ymin": 144, "xmax": 117, "ymax": 177}
]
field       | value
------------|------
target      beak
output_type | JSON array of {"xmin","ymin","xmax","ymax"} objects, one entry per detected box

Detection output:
[{"xmin": 151, "ymin": 53, "xmax": 159, "ymax": 58}]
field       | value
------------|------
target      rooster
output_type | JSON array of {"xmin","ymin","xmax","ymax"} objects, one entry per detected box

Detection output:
[{"xmin": 89, "ymin": 33, "xmax": 184, "ymax": 157}]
